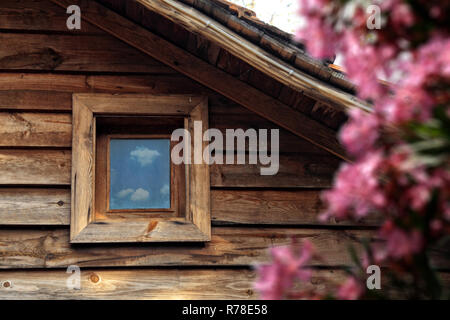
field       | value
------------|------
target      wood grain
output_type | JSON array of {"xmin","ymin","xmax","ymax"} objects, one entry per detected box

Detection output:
[
  {"xmin": 211, "ymin": 190, "xmax": 380, "ymax": 226},
  {"xmin": 0, "ymin": 227, "xmax": 375, "ymax": 268},
  {"xmin": 0, "ymin": 148, "xmax": 336, "ymax": 188},
  {"xmin": 210, "ymin": 153, "xmax": 338, "ymax": 188},
  {"xmin": 0, "ymin": 88, "xmax": 337, "ymax": 156},
  {"xmin": 1, "ymin": 267, "xmax": 447, "ymax": 299},
  {"xmin": 0, "ymin": 0, "xmax": 101, "ymax": 33},
  {"xmin": 0, "ymin": 33, "xmax": 175, "ymax": 73},
  {"xmin": 71, "ymin": 94, "xmax": 210, "ymax": 243},
  {"xmin": 0, "ymin": 112, "xmax": 71, "ymax": 147},
  {"xmin": 0, "ymin": 90, "xmax": 72, "ymax": 111},
  {"xmin": 0, "ymin": 188, "xmax": 70, "ymax": 225},
  {"xmin": 70, "ymin": 96, "xmax": 94, "ymax": 240},
  {"xmin": 0, "ymin": 73, "xmax": 207, "ymax": 94},
  {"xmin": 0, "ymin": 150, "xmax": 70, "ymax": 185},
  {"xmin": 0, "ymin": 188, "xmax": 380, "ymax": 227},
  {"xmin": 0, "ymin": 268, "xmax": 348, "ymax": 300}
]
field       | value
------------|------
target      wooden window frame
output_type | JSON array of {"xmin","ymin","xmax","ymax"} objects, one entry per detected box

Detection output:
[{"xmin": 71, "ymin": 94, "xmax": 210, "ymax": 243}]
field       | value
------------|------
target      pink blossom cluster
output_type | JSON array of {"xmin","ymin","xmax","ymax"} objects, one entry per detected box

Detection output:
[
  {"xmin": 255, "ymin": 0, "xmax": 449, "ymax": 300},
  {"xmin": 254, "ymin": 240, "xmax": 314, "ymax": 300}
]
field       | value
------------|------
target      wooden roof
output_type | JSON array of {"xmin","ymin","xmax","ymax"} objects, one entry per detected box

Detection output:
[{"xmin": 179, "ymin": 0, "xmax": 355, "ymax": 92}]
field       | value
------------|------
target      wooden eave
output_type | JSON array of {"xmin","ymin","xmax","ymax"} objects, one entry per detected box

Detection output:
[{"xmin": 135, "ymin": 0, "xmax": 370, "ymax": 113}]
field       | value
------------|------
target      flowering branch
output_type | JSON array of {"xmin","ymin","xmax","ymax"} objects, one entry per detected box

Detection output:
[{"xmin": 255, "ymin": 0, "xmax": 450, "ymax": 300}]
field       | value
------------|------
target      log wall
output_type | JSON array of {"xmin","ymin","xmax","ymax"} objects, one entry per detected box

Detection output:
[{"xmin": 0, "ymin": 0, "xmax": 446, "ymax": 299}]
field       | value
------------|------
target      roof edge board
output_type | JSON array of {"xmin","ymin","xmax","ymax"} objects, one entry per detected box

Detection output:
[{"xmin": 136, "ymin": 0, "xmax": 371, "ymax": 113}]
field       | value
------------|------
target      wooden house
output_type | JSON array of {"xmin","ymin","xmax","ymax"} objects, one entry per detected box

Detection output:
[{"xmin": 0, "ymin": 0, "xmax": 418, "ymax": 299}]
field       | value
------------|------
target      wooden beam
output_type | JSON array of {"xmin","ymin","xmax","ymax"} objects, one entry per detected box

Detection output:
[
  {"xmin": 0, "ymin": 268, "xmax": 447, "ymax": 299},
  {"xmin": 0, "ymin": 112, "xmax": 71, "ymax": 147},
  {"xmin": 0, "ymin": 33, "xmax": 176, "ymax": 73},
  {"xmin": 50, "ymin": 0, "xmax": 348, "ymax": 160},
  {"xmin": 0, "ymin": 188, "xmax": 70, "ymax": 225},
  {"xmin": 135, "ymin": 0, "xmax": 370, "ymax": 113},
  {"xmin": 0, "ymin": 268, "xmax": 258, "ymax": 300},
  {"xmin": 0, "ymin": 150, "xmax": 71, "ymax": 185},
  {"xmin": 0, "ymin": 149, "xmax": 338, "ymax": 188},
  {"xmin": 0, "ymin": 188, "xmax": 380, "ymax": 227},
  {"xmin": 0, "ymin": 227, "xmax": 375, "ymax": 268}
]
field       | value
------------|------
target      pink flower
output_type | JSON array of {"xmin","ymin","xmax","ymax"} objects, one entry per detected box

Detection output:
[
  {"xmin": 321, "ymin": 151, "xmax": 386, "ymax": 221},
  {"xmin": 295, "ymin": 0, "xmax": 336, "ymax": 59},
  {"xmin": 295, "ymin": 17, "xmax": 336, "ymax": 59},
  {"xmin": 341, "ymin": 32, "xmax": 393, "ymax": 100},
  {"xmin": 389, "ymin": 2, "xmax": 415, "ymax": 29},
  {"xmin": 340, "ymin": 109, "xmax": 380, "ymax": 157},
  {"xmin": 378, "ymin": 221, "xmax": 423, "ymax": 260},
  {"xmin": 337, "ymin": 277, "xmax": 363, "ymax": 300},
  {"xmin": 379, "ymin": 36, "xmax": 450, "ymax": 124},
  {"xmin": 254, "ymin": 240, "xmax": 314, "ymax": 300}
]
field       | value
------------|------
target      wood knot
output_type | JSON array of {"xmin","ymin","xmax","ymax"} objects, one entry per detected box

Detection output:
[
  {"xmin": 90, "ymin": 273, "xmax": 100, "ymax": 283},
  {"xmin": 57, "ymin": 200, "xmax": 65, "ymax": 207},
  {"xmin": 146, "ymin": 221, "xmax": 158, "ymax": 234},
  {"xmin": 2, "ymin": 281, "xmax": 11, "ymax": 288}
]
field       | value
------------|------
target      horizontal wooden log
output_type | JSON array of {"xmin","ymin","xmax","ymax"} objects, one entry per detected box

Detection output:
[
  {"xmin": 1, "ymin": 267, "xmax": 447, "ymax": 299},
  {"xmin": 0, "ymin": 150, "xmax": 70, "ymax": 185},
  {"xmin": 1, "ymin": 227, "xmax": 447, "ymax": 269},
  {"xmin": 0, "ymin": 113, "xmax": 337, "ymax": 157},
  {"xmin": 0, "ymin": 112, "xmax": 71, "ymax": 147},
  {"xmin": 0, "ymin": 74, "xmax": 338, "ymax": 156},
  {"xmin": 0, "ymin": 73, "xmax": 208, "ymax": 93},
  {"xmin": 0, "ymin": 268, "xmax": 256, "ymax": 299},
  {"xmin": 0, "ymin": 268, "xmax": 355, "ymax": 300},
  {"xmin": 0, "ymin": 188, "xmax": 378, "ymax": 227},
  {"xmin": 0, "ymin": 149, "xmax": 336, "ymax": 187},
  {"xmin": 0, "ymin": 90, "xmax": 72, "ymax": 111},
  {"xmin": 0, "ymin": 0, "xmax": 101, "ymax": 33},
  {"xmin": 211, "ymin": 190, "xmax": 379, "ymax": 226},
  {"xmin": 0, "ymin": 227, "xmax": 375, "ymax": 268},
  {"xmin": 210, "ymin": 153, "xmax": 338, "ymax": 188},
  {"xmin": 0, "ymin": 188, "xmax": 70, "ymax": 225},
  {"xmin": 0, "ymin": 33, "xmax": 175, "ymax": 73}
]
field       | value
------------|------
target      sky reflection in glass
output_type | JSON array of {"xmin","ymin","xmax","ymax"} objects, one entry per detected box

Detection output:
[{"xmin": 109, "ymin": 139, "xmax": 170, "ymax": 210}]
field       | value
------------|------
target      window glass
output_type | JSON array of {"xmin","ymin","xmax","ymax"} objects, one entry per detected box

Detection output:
[{"xmin": 109, "ymin": 139, "xmax": 171, "ymax": 210}]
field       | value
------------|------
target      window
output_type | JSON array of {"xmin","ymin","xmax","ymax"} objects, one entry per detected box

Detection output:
[
  {"xmin": 109, "ymin": 138, "xmax": 171, "ymax": 210},
  {"xmin": 71, "ymin": 94, "xmax": 210, "ymax": 243}
]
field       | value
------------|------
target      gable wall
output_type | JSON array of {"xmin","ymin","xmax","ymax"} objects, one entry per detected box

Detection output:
[{"xmin": 0, "ymin": 0, "xmax": 425, "ymax": 299}]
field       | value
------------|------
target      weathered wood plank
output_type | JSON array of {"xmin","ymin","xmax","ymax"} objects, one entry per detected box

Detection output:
[
  {"xmin": 0, "ymin": 95, "xmax": 332, "ymax": 157},
  {"xmin": 1, "ymin": 268, "xmax": 447, "ymax": 299},
  {"xmin": 0, "ymin": 73, "xmax": 207, "ymax": 93},
  {"xmin": 0, "ymin": 0, "xmax": 101, "ymax": 33},
  {"xmin": 0, "ymin": 227, "xmax": 375, "ymax": 268},
  {"xmin": 0, "ymin": 268, "xmax": 347, "ymax": 300},
  {"xmin": 0, "ymin": 33, "xmax": 175, "ymax": 73},
  {"xmin": 211, "ymin": 190, "xmax": 380, "ymax": 226},
  {"xmin": 1, "ymin": 227, "xmax": 447, "ymax": 269},
  {"xmin": 210, "ymin": 153, "xmax": 338, "ymax": 188},
  {"xmin": 0, "ymin": 149, "xmax": 336, "ymax": 187},
  {"xmin": 0, "ymin": 188, "xmax": 70, "ymax": 225},
  {"xmin": 0, "ymin": 150, "xmax": 70, "ymax": 185},
  {"xmin": 0, "ymin": 90, "xmax": 72, "ymax": 111},
  {"xmin": 0, "ymin": 188, "xmax": 379, "ymax": 227},
  {"xmin": 0, "ymin": 112, "xmax": 71, "ymax": 147}
]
